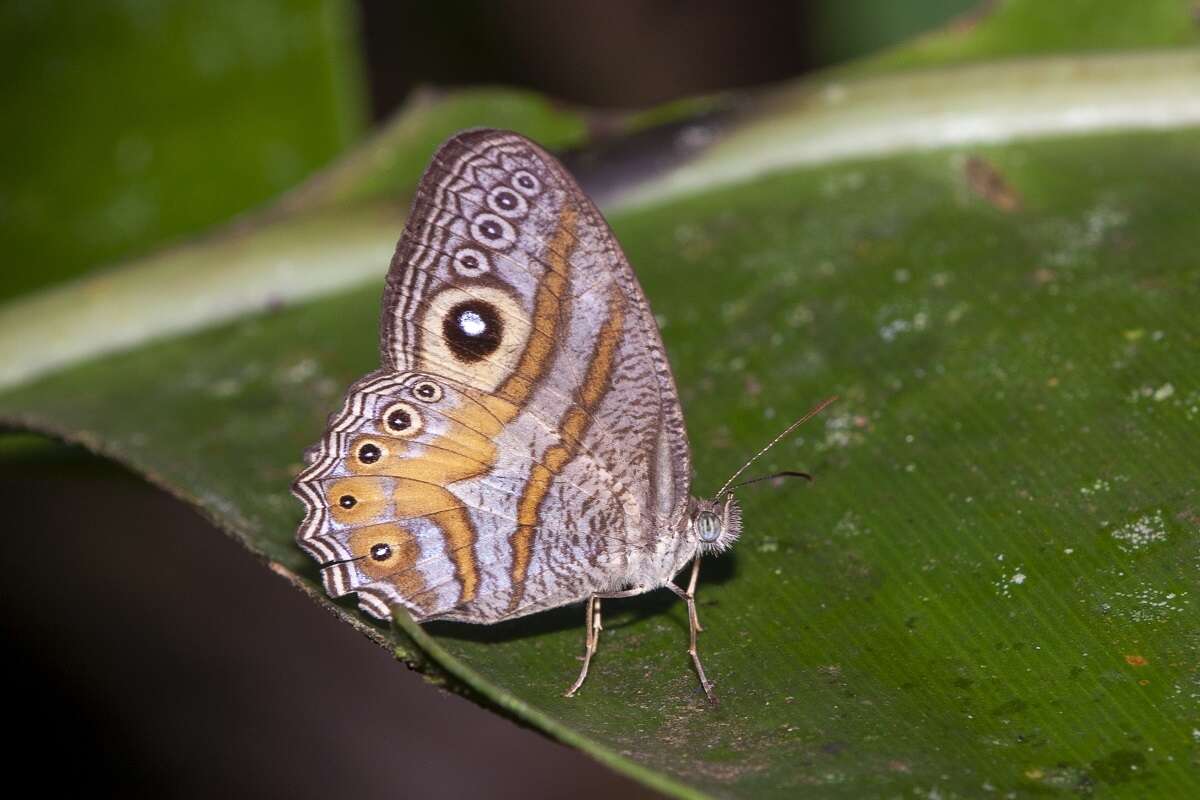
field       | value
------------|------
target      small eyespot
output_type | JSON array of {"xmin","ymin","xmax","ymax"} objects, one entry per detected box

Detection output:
[
  {"xmin": 452, "ymin": 247, "xmax": 490, "ymax": 277},
  {"xmin": 382, "ymin": 402, "xmax": 423, "ymax": 437},
  {"xmin": 512, "ymin": 170, "xmax": 541, "ymax": 196},
  {"xmin": 470, "ymin": 213, "xmax": 515, "ymax": 250},
  {"xmin": 339, "ymin": 494, "xmax": 357, "ymax": 509},
  {"xmin": 487, "ymin": 185, "xmax": 528, "ymax": 218},
  {"xmin": 384, "ymin": 400, "xmax": 427, "ymax": 438},
  {"xmin": 370, "ymin": 543, "xmax": 392, "ymax": 561},
  {"xmin": 412, "ymin": 380, "xmax": 443, "ymax": 403},
  {"xmin": 357, "ymin": 442, "xmax": 382, "ymax": 465}
]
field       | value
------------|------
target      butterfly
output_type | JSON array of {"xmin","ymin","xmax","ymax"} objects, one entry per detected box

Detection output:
[{"xmin": 293, "ymin": 129, "xmax": 833, "ymax": 702}]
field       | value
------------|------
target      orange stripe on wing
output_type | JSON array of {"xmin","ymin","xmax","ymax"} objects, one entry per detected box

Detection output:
[
  {"xmin": 430, "ymin": 506, "xmax": 479, "ymax": 602},
  {"xmin": 495, "ymin": 206, "xmax": 576, "ymax": 409},
  {"xmin": 508, "ymin": 285, "xmax": 626, "ymax": 611}
]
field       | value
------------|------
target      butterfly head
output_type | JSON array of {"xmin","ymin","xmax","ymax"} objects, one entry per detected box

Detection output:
[
  {"xmin": 689, "ymin": 397, "xmax": 838, "ymax": 559},
  {"xmin": 689, "ymin": 494, "xmax": 742, "ymax": 554}
]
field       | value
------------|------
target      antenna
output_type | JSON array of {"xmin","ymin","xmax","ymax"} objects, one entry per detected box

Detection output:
[
  {"xmin": 714, "ymin": 396, "xmax": 838, "ymax": 499},
  {"xmin": 727, "ymin": 470, "xmax": 812, "ymax": 491}
]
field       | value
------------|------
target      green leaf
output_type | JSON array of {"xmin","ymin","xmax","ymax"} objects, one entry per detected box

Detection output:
[
  {"xmin": 3, "ymin": 2, "xmax": 1199, "ymax": 797},
  {"xmin": 0, "ymin": 0, "xmax": 366, "ymax": 300},
  {"xmin": 866, "ymin": 0, "xmax": 1200, "ymax": 70}
]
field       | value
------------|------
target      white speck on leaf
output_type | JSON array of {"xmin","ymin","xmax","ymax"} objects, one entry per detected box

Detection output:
[{"xmin": 1111, "ymin": 511, "xmax": 1167, "ymax": 552}]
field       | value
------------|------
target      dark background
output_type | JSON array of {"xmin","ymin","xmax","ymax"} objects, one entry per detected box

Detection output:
[{"xmin": 0, "ymin": 2, "xmax": 974, "ymax": 797}]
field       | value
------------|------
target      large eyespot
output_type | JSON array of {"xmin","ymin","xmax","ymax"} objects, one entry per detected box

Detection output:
[
  {"xmin": 418, "ymin": 286, "xmax": 531, "ymax": 393},
  {"xmin": 443, "ymin": 300, "xmax": 503, "ymax": 363},
  {"xmin": 369, "ymin": 543, "xmax": 392, "ymax": 562},
  {"xmin": 411, "ymin": 380, "xmax": 443, "ymax": 403},
  {"xmin": 452, "ymin": 247, "xmax": 490, "ymax": 277},
  {"xmin": 470, "ymin": 213, "xmax": 515, "ymax": 250},
  {"xmin": 338, "ymin": 494, "xmax": 357, "ymax": 509},
  {"xmin": 512, "ymin": 169, "xmax": 541, "ymax": 196},
  {"xmin": 487, "ymin": 185, "xmax": 528, "ymax": 218},
  {"xmin": 382, "ymin": 401, "xmax": 422, "ymax": 437},
  {"xmin": 356, "ymin": 441, "xmax": 383, "ymax": 465}
]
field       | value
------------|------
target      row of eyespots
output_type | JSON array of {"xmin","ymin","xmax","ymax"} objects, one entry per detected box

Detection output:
[
  {"xmin": 355, "ymin": 379, "xmax": 443, "ymax": 461},
  {"xmin": 335, "ymin": 379, "xmax": 446, "ymax": 511},
  {"xmin": 452, "ymin": 167, "xmax": 543, "ymax": 277},
  {"xmin": 353, "ymin": 374, "xmax": 452, "ymax": 565}
]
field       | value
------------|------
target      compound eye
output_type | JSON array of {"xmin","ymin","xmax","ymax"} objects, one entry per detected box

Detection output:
[{"xmin": 696, "ymin": 512, "xmax": 722, "ymax": 543}]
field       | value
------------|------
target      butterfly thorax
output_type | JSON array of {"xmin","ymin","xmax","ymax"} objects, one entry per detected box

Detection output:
[{"xmin": 617, "ymin": 494, "xmax": 742, "ymax": 593}]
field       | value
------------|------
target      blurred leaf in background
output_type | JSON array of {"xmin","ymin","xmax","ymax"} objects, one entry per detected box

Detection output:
[
  {"xmin": 809, "ymin": 0, "xmax": 979, "ymax": 63},
  {"xmin": 0, "ymin": 0, "xmax": 365, "ymax": 299}
]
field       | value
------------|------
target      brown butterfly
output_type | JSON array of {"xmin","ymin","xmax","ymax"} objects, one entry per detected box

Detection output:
[{"xmin": 293, "ymin": 129, "xmax": 832, "ymax": 701}]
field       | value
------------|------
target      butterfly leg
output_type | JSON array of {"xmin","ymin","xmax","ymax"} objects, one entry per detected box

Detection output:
[
  {"xmin": 668, "ymin": 557, "xmax": 717, "ymax": 704},
  {"xmin": 564, "ymin": 587, "xmax": 651, "ymax": 697},
  {"xmin": 564, "ymin": 594, "xmax": 601, "ymax": 698},
  {"xmin": 685, "ymin": 553, "xmax": 704, "ymax": 632}
]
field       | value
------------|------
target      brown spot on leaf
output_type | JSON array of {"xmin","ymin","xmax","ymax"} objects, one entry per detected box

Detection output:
[
  {"xmin": 947, "ymin": 0, "xmax": 1000, "ymax": 33},
  {"xmin": 965, "ymin": 155, "xmax": 1022, "ymax": 212},
  {"xmin": 1124, "ymin": 654, "xmax": 1148, "ymax": 667},
  {"xmin": 1032, "ymin": 267, "xmax": 1057, "ymax": 286},
  {"xmin": 1176, "ymin": 507, "xmax": 1200, "ymax": 527}
]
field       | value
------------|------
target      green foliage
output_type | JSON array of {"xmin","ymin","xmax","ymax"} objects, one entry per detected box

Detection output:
[
  {"xmin": 868, "ymin": 0, "xmax": 1200, "ymax": 70},
  {"xmin": 0, "ymin": 0, "xmax": 365, "ymax": 299},
  {"xmin": 810, "ymin": 0, "xmax": 979, "ymax": 64}
]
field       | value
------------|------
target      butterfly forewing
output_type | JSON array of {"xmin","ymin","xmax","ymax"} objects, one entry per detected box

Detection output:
[{"xmin": 294, "ymin": 130, "xmax": 692, "ymax": 623}]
